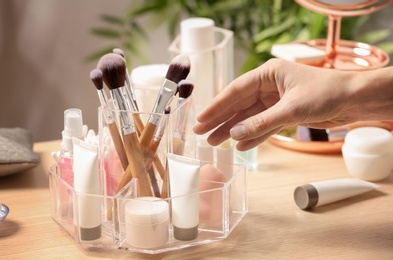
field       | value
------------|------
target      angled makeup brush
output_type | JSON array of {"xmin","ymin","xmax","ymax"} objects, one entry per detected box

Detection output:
[
  {"xmin": 138, "ymin": 54, "xmax": 191, "ymax": 152},
  {"xmin": 112, "ymin": 48, "xmax": 145, "ymax": 135},
  {"xmin": 98, "ymin": 53, "xmax": 153, "ymax": 197},
  {"xmin": 173, "ymin": 80, "xmax": 194, "ymax": 155},
  {"xmin": 90, "ymin": 68, "xmax": 128, "ymax": 171}
]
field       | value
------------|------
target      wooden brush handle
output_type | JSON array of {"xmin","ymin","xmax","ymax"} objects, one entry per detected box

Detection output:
[
  {"xmin": 145, "ymin": 140, "xmax": 159, "ymax": 170},
  {"xmin": 172, "ymin": 137, "xmax": 185, "ymax": 156},
  {"xmin": 160, "ymin": 166, "xmax": 169, "ymax": 199},
  {"xmin": 132, "ymin": 113, "xmax": 145, "ymax": 136},
  {"xmin": 106, "ymin": 164, "xmax": 133, "ymax": 220},
  {"xmin": 139, "ymin": 122, "xmax": 157, "ymax": 152},
  {"xmin": 153, "ymin": 156, "xmax": 165, "ymax": 181},
  {"xmin": 123, "ymin": 132, "xmax": 153, "ymax": 197},
  {"xmin": 107, "ymin": 122, "xmax": 128, "ymax": 170}
]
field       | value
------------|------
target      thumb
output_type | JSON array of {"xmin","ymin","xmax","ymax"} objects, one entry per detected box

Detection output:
[{"xmin": 229, "ymin": 101, "xmax": 291, "ymax": 141}]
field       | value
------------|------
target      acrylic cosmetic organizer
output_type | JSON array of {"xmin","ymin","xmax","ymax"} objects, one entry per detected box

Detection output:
[{"xmin": 49, "ymin": 93, "xmax": 248, "ymax": 254}]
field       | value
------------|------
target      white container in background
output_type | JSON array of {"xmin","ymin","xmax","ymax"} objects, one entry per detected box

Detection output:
[
  {"xmin": 169, "ymin": 20, "xmax": 234, "ymax": 115},
  {"xmin": 342, "ymin": 127, "xmax": 393, "ymax": 181},
  {"xmin": 131, "ymin": 64, "xmax": 169, "ymax": 114}
]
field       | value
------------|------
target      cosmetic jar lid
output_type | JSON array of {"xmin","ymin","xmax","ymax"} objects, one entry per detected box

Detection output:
[
  {"xmin": 344, "ymin": 127, "xmax": 393, "ymax": 155},
  {"xmin": 293, "ymin": 184, "xmax": 319, "ymax": 210},
  {"xmin": 125, "ymin": 197, "xmax": 169, "ymax": 225},
  {"xmin": 131, "ymin": 64, "xmax": 169, "ymax": 89}
]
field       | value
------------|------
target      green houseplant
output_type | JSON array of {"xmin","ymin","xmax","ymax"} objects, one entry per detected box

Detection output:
[{"xmin": 88, "ymin": 0, "xmax": 393, "ymax": 74}]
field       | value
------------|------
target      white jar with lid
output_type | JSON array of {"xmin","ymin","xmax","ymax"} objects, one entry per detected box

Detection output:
[
  {"xmin": 125, "ymin": 197, "xmax": 169, "ymax": 249},
  {"xmin": 342, "ymin": 127, "xmax": 393, "ymax": 181}
]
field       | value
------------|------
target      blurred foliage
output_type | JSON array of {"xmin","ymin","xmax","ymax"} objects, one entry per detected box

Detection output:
[{"xmin": 87, "ymin": 0, "xmax": 393, "ymax": 74}]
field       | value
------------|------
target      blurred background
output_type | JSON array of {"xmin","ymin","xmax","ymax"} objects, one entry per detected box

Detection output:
[{"xmin": 1, "ymin": 0, "xmax": 393, "ymax": 142}]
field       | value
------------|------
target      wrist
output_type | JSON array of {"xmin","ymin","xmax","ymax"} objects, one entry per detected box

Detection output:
[{"xmin": 346, "ymin": 67, "xmax": 393, "ymax": 122}]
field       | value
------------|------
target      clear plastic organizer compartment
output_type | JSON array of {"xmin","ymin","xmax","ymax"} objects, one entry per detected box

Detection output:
[
  {"xmin": 49, "ymin": 93, "xmax": 248, "ymax": 254},
  {"xmin": 49, "ymin": 157, "xmax": 247, "ymax": 253}
]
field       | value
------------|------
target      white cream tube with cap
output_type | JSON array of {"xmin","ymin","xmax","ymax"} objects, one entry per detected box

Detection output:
[
  {"xmin": 167, "ymin": 153, "xmax": 200, "ymax": 241},
  {"xmin": 72, "ymin": 137, "xmax": 102, "ymax": 241},
  {"xmin": 294, "ymin": 178, "xmax": 379, "ymax": 210}
]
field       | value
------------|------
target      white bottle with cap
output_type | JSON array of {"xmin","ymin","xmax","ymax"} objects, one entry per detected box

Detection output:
[
  {"xmin": 60, "ymin": 108, "xmax": 84, "ymax": 186},
  {"xmin": 180, "ymin": 17, "xmax": 215, "ymax": 115}
]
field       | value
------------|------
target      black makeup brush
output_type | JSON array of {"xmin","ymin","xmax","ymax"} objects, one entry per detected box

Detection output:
[
  {"xmin": 138, "ymin": 54, "xmax": 191, "ymax": 153},
  {"xmin": 90, "ymin": 68, "xmax": 128, "ymax": 171},
  {"xmin": 173, "ymin": 80, "xmax": 194, "ymax": 155},
  {"xmin": 97, "ymin": 53, "xmax": 153, "ymax": 197}
]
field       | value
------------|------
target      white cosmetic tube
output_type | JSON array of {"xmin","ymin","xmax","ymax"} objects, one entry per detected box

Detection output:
[
  {"xmin": 72, "ymin": 137, "xmax": 102, "ymax": 240},
  {"xmin": 294, "ymin": 178, "xmax": 379, "ymax": 210},
  {"xmin": 167, "ymin": 153, "xmax": 200, "ymax": 241}
]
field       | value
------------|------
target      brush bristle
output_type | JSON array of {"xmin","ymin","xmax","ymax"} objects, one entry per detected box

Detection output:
[
  {"xmin": 178, "ymin": 80, "xmax": 194, "ymax": 99},
  {"xmin": 166, "ymin": 55, "xmax": 191, "ymax": 83},
  {"xmin": 112, "ymin": 48, "xmax": 125, "ymax": 58},
  {"xmin": 97, "ymin": 53, "xmax": 126, "ymax": 90},
  {"xmin": 89, "ymin": 68, "xmax": 103, "ymax": 90},
  {"xmin": 164, "ymin": 107, "xmax": 171, "ymax": 114}
]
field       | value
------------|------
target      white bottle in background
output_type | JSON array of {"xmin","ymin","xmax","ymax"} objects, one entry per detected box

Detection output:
[
  {"xmin": 131, "ymin": 64, "xmax": 169, "ymax": 114},
  {"xmin": 180, "ymin": 17, "xmax": 215, "ymax": 115}
]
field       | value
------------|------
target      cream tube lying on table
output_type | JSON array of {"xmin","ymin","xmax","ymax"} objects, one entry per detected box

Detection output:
[
  {"xmin": 72, "ymin": 137, "xmax": 102, "ymax": 241},
  {"xmin": 167, "ymin": 153, "xmax": 200, "ymax": 241},
  {"xmin": 294, "ymin": 178, "xmax": 379, "ymax": 210}
]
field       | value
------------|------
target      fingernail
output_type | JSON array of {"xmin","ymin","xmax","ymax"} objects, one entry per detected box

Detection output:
[{"xmin": 230, "ymin": 124, "xmax": 248, "ymax": 140}]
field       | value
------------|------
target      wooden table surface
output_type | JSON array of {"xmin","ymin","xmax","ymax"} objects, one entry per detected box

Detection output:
[{"xmin": 1, "ymin": 140, "xmax": 392, "ymax": 259}]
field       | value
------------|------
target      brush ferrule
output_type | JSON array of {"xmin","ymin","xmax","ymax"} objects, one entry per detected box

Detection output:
[
  {"xmin": 97, "ymin": 90, "xmax": 115, "ymax": 124},
  {"xmin": 111, "ymin": 88, "xmax": 133, "ymax": 127},
  {"xmin": 174, "ymin": 97, "xmax": 191, "ymax": 139},
  {"xmin": 154, "ymin": 114, "xmax": 170, "ymax": 142},
  {"xmin": 123, "ymin": 83, "xmax": 138, "ymax": 112},
  {"xmin": 125, "ymin": 73, "xmax": 137, "ymax": 105},
  {"xmin": 149, "ymin": 79, "xmax": 178, "ymax": 125},
  {"xmin": 122, "ymin": 125, "xmax": 135, "ymax": 136}
]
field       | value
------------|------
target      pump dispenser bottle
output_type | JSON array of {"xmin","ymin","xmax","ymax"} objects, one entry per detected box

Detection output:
[{"xmin": 60, "ymin": 108, "xmax": 84, "ymax": 187}]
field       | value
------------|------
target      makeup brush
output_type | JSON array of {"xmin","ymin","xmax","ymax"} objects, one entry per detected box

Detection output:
[
  {"xmin": 173, "ymin": 80, "xmax": 194, "ymax": 155},
  {"xmin": 139, "ymin": 54, "xmax": 191, "ymax": 152},
  {"xmin": 145, "ymin": 107, "xmax": 171, "ymax": 199},
  {"xmin": 145, "ymin": 107, "xmax": 171, "ymax": 170},
  {"xmin": 90, "ymin": 68, "xmax": 129, "ymax": 171},
  {"xmin": 112, "ymin": 48, "xmax": 145, "ymax": 135},
  {"xmin": 112, "ymin": 48, "xmax": 137, "ymax": 108},
  {"xmin": 98, "ymin": 53, "xmax": 153, "ymax": 197}
]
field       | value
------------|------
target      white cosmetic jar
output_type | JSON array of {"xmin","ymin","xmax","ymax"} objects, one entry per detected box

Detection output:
[
  {"xmin": 342, "ymin": 127, "xmax": 393, "ymax": 181},
  {"xmin": 125, "ymin": 197, "xmax": 169, "ymax": 249}
]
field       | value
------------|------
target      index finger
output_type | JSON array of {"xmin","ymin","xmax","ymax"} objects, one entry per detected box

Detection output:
[{"xmin": 195, "ymin": 68, "xmax": 262, "ymax": 132}]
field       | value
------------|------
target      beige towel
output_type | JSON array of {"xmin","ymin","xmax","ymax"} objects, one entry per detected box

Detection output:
[{"xmin": 0, "ymin": 128, "xmax": 40, "ymax": 177}]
